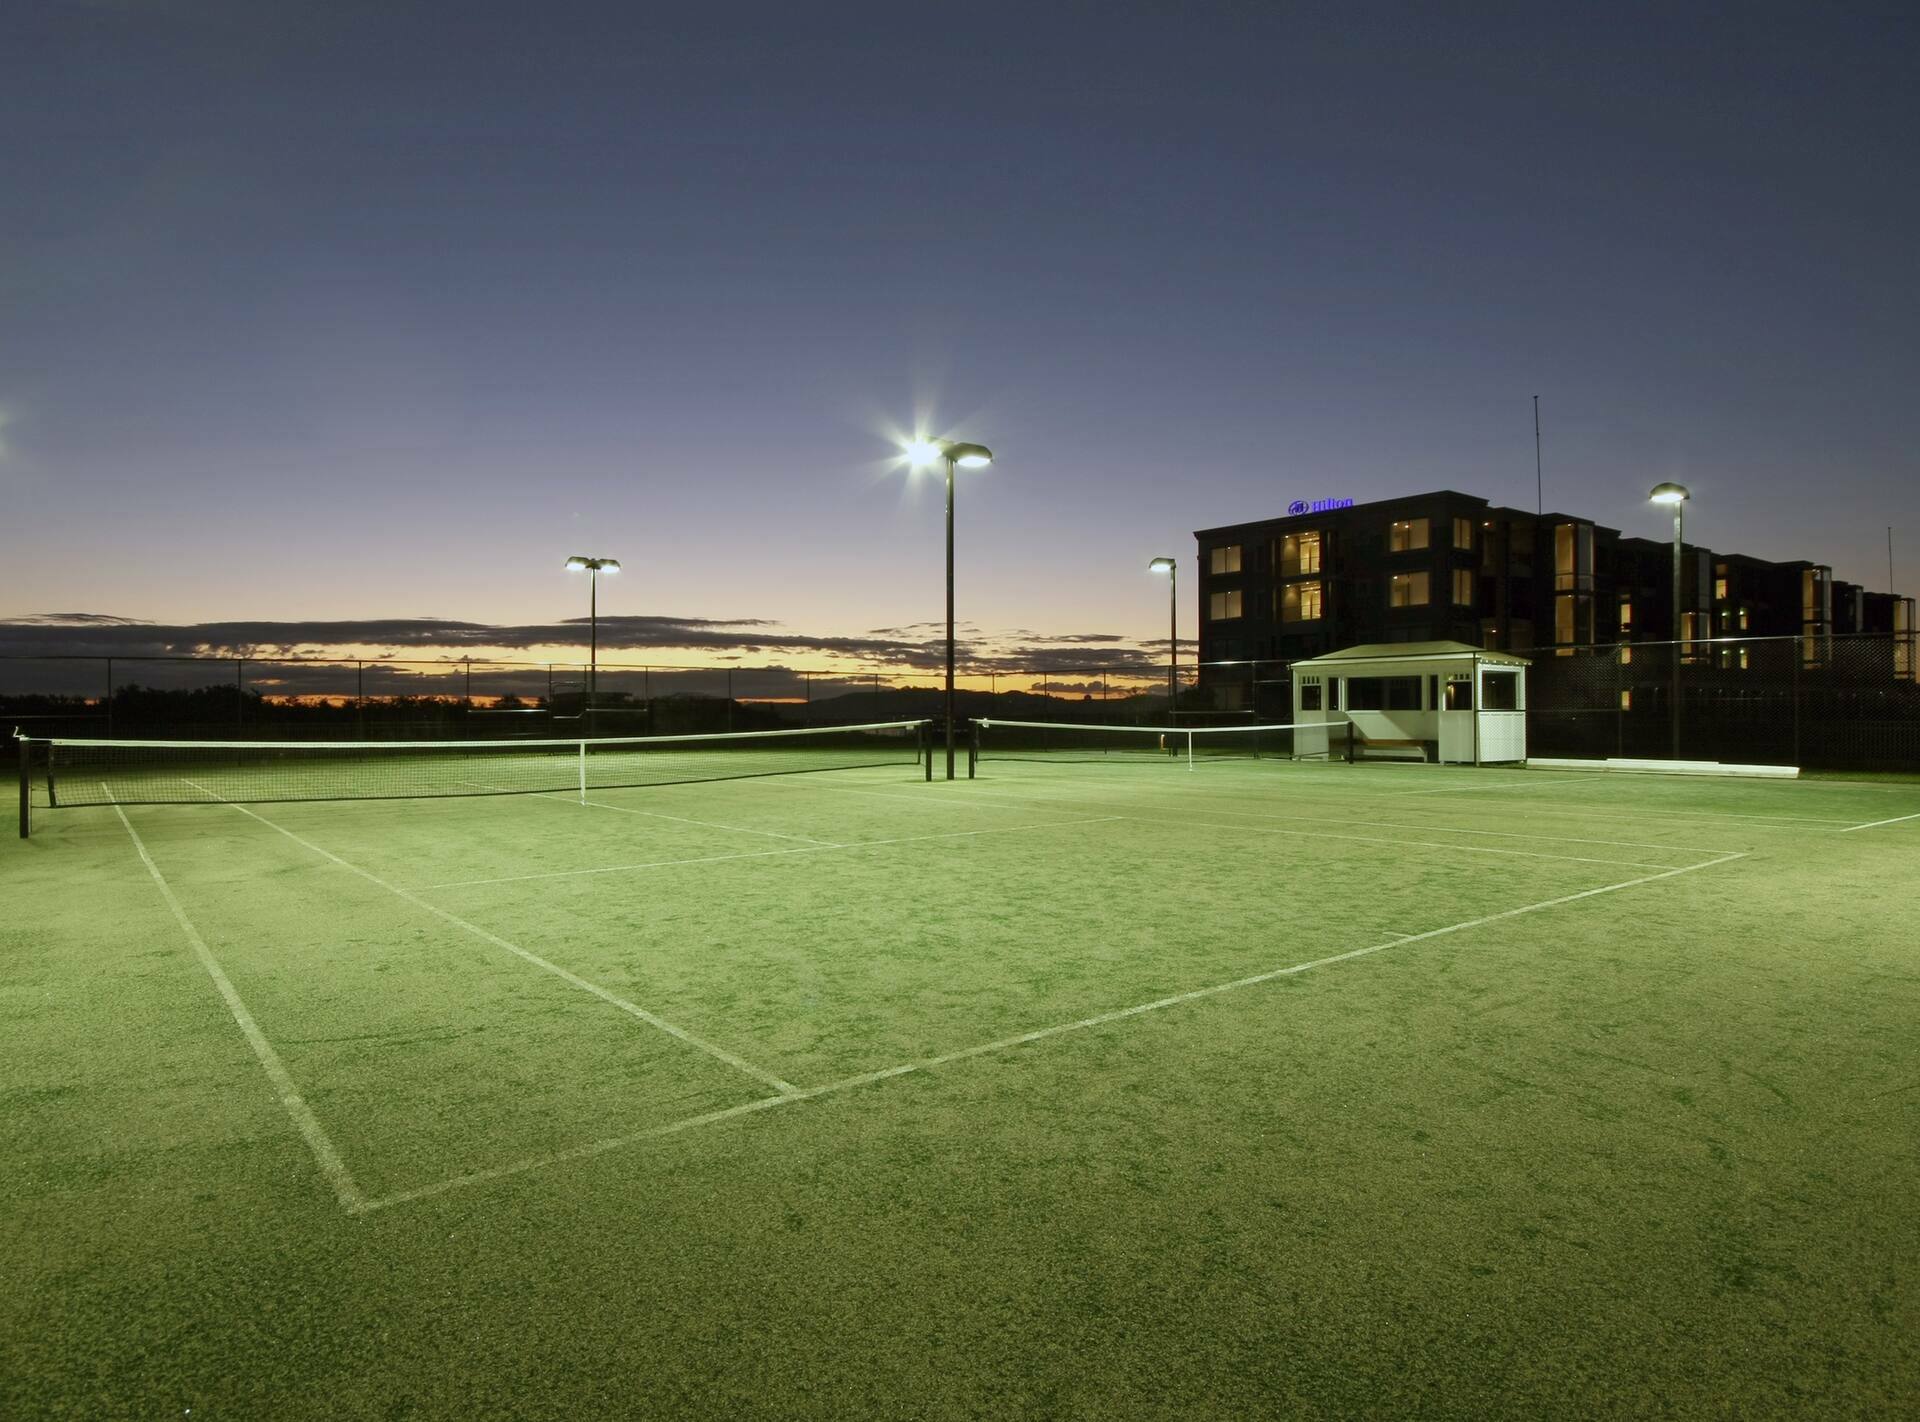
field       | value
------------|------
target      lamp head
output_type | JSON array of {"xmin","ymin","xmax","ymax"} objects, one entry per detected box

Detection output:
[
  {"xmin": 903, "ymin": 436, "xmax": 993, "ymax": 469},
  {"xmin": 1648, "ymin": 482, "xmax": 1691, "ymax": 505},
  {"xmin": 566, "ymin": 555, "xmax": 619, "ymax": 572},
  {"xmin": 565, "ymin": 556, "xmax": 591, "ymax": 570},
  {"xmin": 1148, "ymin": 557, "xmax": 1177, "ymax": 574}
]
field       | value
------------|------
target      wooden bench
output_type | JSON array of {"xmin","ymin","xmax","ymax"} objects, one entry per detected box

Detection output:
[{"xmin": 1353, "ymin": 737, "xmax": 1431, "ymax": 762}]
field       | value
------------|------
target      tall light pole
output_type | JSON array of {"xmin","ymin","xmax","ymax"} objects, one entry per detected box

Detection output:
[
  {"xmin": 1649, "ymin": 483, "xmax": 1689, "ymax": 760},
  {"xmin": 565, "ymin": 554, "xmax": 620, "ymax": 730},
  {"xmin": 906, "ymin": 437, "xmax": 994, "ymax": 779},
  {"xmin": 1148, "ymin": 557, "xmax": 1178, "ymax": 718}
]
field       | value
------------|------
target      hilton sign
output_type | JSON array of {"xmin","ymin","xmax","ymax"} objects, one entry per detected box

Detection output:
[{"xmin": 1286, "ymin": 498, "xmax": 1354, "ymax": 516}]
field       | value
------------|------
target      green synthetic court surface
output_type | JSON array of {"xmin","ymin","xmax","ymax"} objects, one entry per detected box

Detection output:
[{"xmin": 4, "ymin": 755, "xmax": 1917, "ymax": 1418}]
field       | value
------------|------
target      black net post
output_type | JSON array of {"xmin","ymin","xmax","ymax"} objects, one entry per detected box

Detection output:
[
  {"xmin": 922, "ymin": 722, "xmax": 932, "ymax": 781},
  {"xmin": 968, "ymin": 722, "xmax": 979, "ymax": 778},
  {"xmin": 16, "ymin": 733, "xmax": 29, "ymax": 839}
]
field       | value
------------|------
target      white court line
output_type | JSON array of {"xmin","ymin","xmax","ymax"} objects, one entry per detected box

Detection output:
[
  {"xmin": 980, "ymin": 776, "xmax": 1857, "ymax": 829},
  {"xmin": 1838, "ymin": 811, "xmax": 1920, "ymax": 833},
  {"xmin": 782, "ymin": 782, "xmax": 1014, "ymax": 810},
  {"xmin": 354, "ymin": 847, "xmax": 1749, "ymax": 1213},
  {"xmin": 913, "ymin": 780, "xmax": 1742, "ymax": 856},
  {"xmin": 354, "ymin": 1095, "xmax": 799, "ymax": 1212},
  {"xmin": 455, "ymin": 779, "xmax": 840, "ymax": 847},
  {"xmin": 108, "ymin": 795, "xmax": 366, "ymax": 1213},
  {"xmin": 1116, "ymin": 815, "xmax": 1688, "ymax": 870},
  {"xmin": 1372, "ymin": 774, "xmax": 1610, "ymax": 797},
  {"xmin": 418, "ymin": 816, "xmax": 1126, "ymax": 890},
  {"xmin": 179, "ymin": 782, "xmax": 801, "ymax": 1098}
]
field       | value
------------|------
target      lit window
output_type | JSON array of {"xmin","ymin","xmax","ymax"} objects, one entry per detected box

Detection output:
[
  {"xmin": 1209, "ymin": 545, "xmax": 1242, "ymax": 575},
  {"xmin": 1620, "ymin": 690, "xmax": 1632, "ymax": 710},
  {"xmin": 1556, "ymin": 594, "xmax": 1576, "ymax": 645},
  {"xmin": 1682, "ymin": 610, "xmax": 1707, "ymax": 663},
  {"xmin": 1281, "ymin": 580, "xmax": 1322, "ymax": 622},
  {"xmin": 1279, "ymin": 531, "xmax": 1322, "ymax": 576},
  {"xmin": 1714, "ymin": 577, "xmax": 1728, "ymax": 601},
  {"xmin": 1452, "ymin": 516, "xmax": 1473, "ymax": 550},
  {"xmin": 1388, "ymin": 519, "xmax": 1429, "ymax": 552},
  {"xmin": 1738, "ymin": 607, "xmax": 1749, "ymax": 630},
  {"xmin": 1388, "ymin": 572, "xmax": 1429, "ymax": 607},
  {"xmin": 1452, "ymin": 568, "xmax": 1475, "ymax": 606},
  {"xmin": 1209, "ymin": 589, "xmax": 1243, "ymax": 620},
  {"xmin": 1618, "ymin": 598, "xmax": 1633, "ymax": 631},
  {"xmin": 1620, "ymin": 645, "xmax": 1632, "ymax": 665},
  {"xmin": 1802, "ymin": 568, "xmax": 1828, "ymax": 625}
]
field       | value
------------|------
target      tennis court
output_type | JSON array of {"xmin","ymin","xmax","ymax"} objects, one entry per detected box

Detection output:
[{"xmin": 5, "ymin": 731, "xmax": 1918, "ymax": 1417}]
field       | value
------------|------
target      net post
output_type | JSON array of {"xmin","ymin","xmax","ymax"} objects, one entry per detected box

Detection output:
[
  {"xmin": 922, "ymin": 722, "xmax": 931, "ymax": 781},
  {"xmin": 16, "ymin": 732, "xmax": 29, "ymax": 839},
  {"xmin": 1186, "ymin": 728, "xmax": 1195, "ymax": 771},
  {"xmin": 577, "ymin": 740, "xmax": 587, "ymax": 804},
  {"xmin": 968, "ymin": 721, "xmax": 978, "ymax": 779}
]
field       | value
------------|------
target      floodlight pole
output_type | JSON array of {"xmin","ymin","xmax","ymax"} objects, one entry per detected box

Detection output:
[
  {"xmin": 1649, "ymin": 484, "xmax": 1690, "ymax": 763},
  {"xmin": 1150, "ymin": 557, "xmax": 1179, "ymax": 716},
  {"xmin": 1168, "ymin": 563, "xmax": 1178, "ymax": 717},
  {"xmin": 902, "ymin": 439, "xmax": 990, "ymax": 780},
  {"xmin": 1669, "ymin": 501, "xmax": 1684, "ymax": 761},
  {"xmin": 566, "ymin": 555, "xmax": 620, "ymax": 736},
  {"xmin": 945, "ymin": 451, "xmax": 957, "ymax": 781}
]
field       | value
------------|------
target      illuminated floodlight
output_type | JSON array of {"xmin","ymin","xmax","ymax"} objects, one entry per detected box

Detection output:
[
  {"xmin": 903, "ymin": 437, "xmax": 993, "ymax": 469},
  {"xmin": 1648, "ymin": 483, "xmax": 1693, "ymax": 761},
  {"xmin": 896, "ymin": 434, "xmax": 997, "ymax": 778},
  {"xmin": 1148, "ymin": 557, "xmax": 1178, "ymax": 714},
  {"xmin": 563, "ymin": 555, "xmax": 621, "ymax": 722}
]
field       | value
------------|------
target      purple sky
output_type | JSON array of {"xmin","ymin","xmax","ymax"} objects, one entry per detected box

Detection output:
[{"xmin": 4, "ymin": 2, "xmax": 1915, "ymax": 670}]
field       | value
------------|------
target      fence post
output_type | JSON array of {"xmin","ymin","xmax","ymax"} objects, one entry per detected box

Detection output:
[
  {"xmin": 1792, "ymin": 645, "xmax": 1802, "ymax": 766},
  {"xmin": 356, "ymin": 662, "xmax": 365, "ymax": 740},
  {"xmin": 1615, "ymin": 644, "xmax": 1625, "ymax": 757},
  {"xmin": 236, "ymin": 658, "xmax": 245, "ymax": 736},
  {"xmin": 105, "ymin": 658, "xmax": 114, "ymax": 738}
]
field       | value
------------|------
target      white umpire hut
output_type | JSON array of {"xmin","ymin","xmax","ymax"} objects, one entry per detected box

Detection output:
[{"xmin": 1289, "ymin": 641, "xmax": 1530, "ymax": 765}]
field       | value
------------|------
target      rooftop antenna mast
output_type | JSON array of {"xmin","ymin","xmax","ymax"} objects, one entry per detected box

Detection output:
[{"xmin": 1533, "ymin": 395, "xmax": 1543, "ymax": 516}]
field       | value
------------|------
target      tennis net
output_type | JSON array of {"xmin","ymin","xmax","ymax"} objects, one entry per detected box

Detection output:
[
  {"xmin": 17, "ymin": 720, "xmax": 930, "ymax": 833},
  {"xmin": 972, "ymin": 718, "xmax": 1354, "ymax": 768}
]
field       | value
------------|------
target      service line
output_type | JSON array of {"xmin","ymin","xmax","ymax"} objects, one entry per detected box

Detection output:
[
  {"xmin": 416, "ymin": 815, "xmax": 1125, "ymax": 891},
  {"xmin": 355, "ymin": 848, "xmax": 1749, "ymax": 1214}
]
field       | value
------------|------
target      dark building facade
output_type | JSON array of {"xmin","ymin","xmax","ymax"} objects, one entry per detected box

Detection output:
[{"xmin": 1194, "ymin": 490, "xmax": 1914, "ymax": 675}]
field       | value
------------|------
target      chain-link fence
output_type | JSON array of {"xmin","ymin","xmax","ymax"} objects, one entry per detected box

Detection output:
[
  {"xmin": 6, "ymin": 633, "xmax": 1916, "ymax": 769},
  {"xmin": 1525, "ymin": 634, "xmax": 1920, "ymax": 770}
]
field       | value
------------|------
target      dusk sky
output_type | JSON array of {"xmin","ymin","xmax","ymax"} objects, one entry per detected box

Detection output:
[{"xmin": 4, "ymin": 1, "xmax": 1915, "ymax": 672}]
